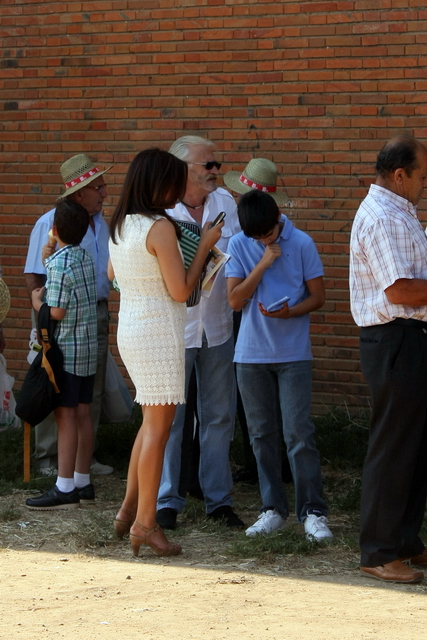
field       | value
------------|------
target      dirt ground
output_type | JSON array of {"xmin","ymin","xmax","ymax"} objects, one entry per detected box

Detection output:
[{"xmin": 1, "ymin": 476, "xmax": 427, "ymax": 640}]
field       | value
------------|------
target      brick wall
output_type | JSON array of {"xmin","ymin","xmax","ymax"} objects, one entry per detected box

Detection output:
[{"xmin": 1, "ymin": 0, "xmax": 426, "ymax": 413}]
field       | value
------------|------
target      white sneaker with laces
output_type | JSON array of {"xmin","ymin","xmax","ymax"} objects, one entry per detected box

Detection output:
[
  {"xmin": 245, "ymin": 509, "xmax": 286, "ymax": 537},
  {"xmin": 304, "ymin": 514, "xmax": 333, "ymax": 540}
]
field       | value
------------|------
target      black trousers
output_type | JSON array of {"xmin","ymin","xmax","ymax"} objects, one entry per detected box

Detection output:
[{"xmin": 359, "ymin": 320, "xmax": 427, "ymax": 567}]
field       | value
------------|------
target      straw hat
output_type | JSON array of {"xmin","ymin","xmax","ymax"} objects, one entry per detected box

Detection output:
[
  {"xmin": 0, "ymin": 278, "xmax": 10, "ymax": 324},
  {"xmin": 223, "ymin": 158, "xmax": 289, "ymax": 205},
  {"xmin": 60, "ymin": 154, "xmax": 112, "ymax": 198}
]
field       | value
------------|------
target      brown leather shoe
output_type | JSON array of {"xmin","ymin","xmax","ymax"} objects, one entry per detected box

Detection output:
[
  {"xmin": 401, "ymin": 548, "xmax": 427, "ymax": 567},
  {"xmin": 360, "ymin": 560, "xmax": 424, "ymax": 583}
]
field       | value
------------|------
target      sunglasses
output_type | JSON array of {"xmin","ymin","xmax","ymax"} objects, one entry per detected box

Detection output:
[
  {"xmin": 84, "ymin": 183, "xmax": 107, "ymax": 193},
  {"xmin": 189, "ymin": 161, "xmax": 222, "ymax": 171}
]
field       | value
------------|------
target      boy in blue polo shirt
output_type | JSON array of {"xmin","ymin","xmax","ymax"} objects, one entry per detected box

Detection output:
[
  {"xmin": 225, "ymin": 189, "xmax": 333, "ymax": 540},
  {"xmin": 26, "ymin": 200, "xmax": 98, "ymax": 510}
]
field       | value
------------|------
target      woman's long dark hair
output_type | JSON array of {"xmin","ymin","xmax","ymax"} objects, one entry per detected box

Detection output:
[{"xmin": 110, "ymin": 148, "xmax": 187, "ymax": 243}]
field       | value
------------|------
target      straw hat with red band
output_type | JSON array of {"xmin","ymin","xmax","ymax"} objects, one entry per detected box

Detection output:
[
  {"xmin": 223, "ymin": 158, "xmax": 289, "ymax": 205},
  {"xmin": 59, "ymin": 154, "xmax": 112, "ymax": 198}
]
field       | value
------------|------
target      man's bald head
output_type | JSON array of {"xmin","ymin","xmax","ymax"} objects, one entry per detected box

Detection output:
[{"xmin": 376, "ymin": 135, "xmax": 426, "ymax": 178}]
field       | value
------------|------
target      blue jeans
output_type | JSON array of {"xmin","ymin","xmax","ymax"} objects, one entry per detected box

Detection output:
[
  {"xmin": 236, "ymin": 361, "xmax": 327, "ymax": 523},
  {"xmin": 157, "ymin": 334, "xmax": 236, "ymax": 514}
]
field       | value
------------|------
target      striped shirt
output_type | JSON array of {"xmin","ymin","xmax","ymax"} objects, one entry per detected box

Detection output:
[
  {"xmin": 350, "ymin": 184, "xmax": 427, "ymax": 327},
  {"xmin": 45, "ymin": 245, "xmax": 98, "ymax": 376}
]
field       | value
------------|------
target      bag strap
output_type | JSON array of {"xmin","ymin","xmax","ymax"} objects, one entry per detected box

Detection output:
[
  {"xmin": 37, "ymin": 303, "xmax": 55, "ymax": 346},
  {"xmin": 38, "ymin": 303, "xmax": 61, "ymax": 393}
]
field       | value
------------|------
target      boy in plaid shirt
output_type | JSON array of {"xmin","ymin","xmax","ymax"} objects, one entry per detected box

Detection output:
[{"xmin": 26, "ymin": 200, "xmax": 98, "ymax": 510}]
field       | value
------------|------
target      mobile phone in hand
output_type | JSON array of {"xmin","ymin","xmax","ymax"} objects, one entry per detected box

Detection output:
[
  {"xmin": 266, "ymin": 296, "xmax": 290, "ymax": 312},
  {"xmin": 209, "ymin": 211, "xmax": 226, "ymax": 228}
]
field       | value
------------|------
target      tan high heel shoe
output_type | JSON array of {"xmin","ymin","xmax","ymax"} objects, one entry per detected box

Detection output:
[
  {"xmin": 129, "ymin": 522, "xmax": 182, "ymax": 557},
  {"xmin": 114, "ymin": 508, "xmax": 135, "ymax": 539}
]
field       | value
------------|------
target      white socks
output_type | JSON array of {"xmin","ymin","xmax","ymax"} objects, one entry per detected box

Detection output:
[
  {"xmin": 74, "ymin": 472, "xmax": 90, "ymax": 489},
  {"xmin": 56, "ymin": 472, "xmax": 90, "ymax": 493},
  {"xmin": 56, "ymin": 477, "xmax": 75, "ymax": 493}
]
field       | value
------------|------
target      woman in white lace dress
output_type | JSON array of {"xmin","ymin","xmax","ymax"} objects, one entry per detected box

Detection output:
[{"xmin": 108, "ymin": 148, "xmax": 222, "ymax": 557}]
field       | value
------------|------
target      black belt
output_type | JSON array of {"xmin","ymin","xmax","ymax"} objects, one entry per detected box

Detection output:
[{"xmin": 389, "ymin": 318, "xmax": 427, "ymax": 329}]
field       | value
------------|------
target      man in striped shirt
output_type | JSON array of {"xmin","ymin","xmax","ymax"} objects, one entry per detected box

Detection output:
[{"xmin": 350, "ymin": 135, "xmax": 427, "ymax": 584}]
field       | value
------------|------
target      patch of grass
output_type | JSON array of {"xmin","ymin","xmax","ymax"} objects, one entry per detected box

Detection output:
[
  {"xmin": 182, "ymin": 495, "xmax": 206, "ymax": 522},
  {"xmin": 0, "ymin": 407, "xmax": 368, "ymax": 562},
  {"xmin": 334, "ymin": 533, "xmax": 360, "ymax": 554},
  {"xmin": 0, "ymin": 426, "xmax": 28, "ymax": 488},
  {"xmin": 314, "ymin": 405, "xmax": 369, "ymax": 469},
  {"xmin": 231, "ymin": 529, "xmax": 319, "ymax": 560},
  {"xmin": 72, "ymin": 510, "xmax": 118, "ymax": 548},
  {"xmin": 0, "ymin": 502, "xmax": 21, "ymax": 522},
  {"xmin": 322, "ymin": 470, "xmax": 362, "ymax": 513}
]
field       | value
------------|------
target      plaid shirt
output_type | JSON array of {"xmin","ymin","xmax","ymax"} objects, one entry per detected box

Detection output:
[
  {"xmin": 45, "ymin": 245, "xmax": 98, "ymax": 376},
  {"xmin": 350, "ymin": 184, "xmax": 427, "ymax": 327}
]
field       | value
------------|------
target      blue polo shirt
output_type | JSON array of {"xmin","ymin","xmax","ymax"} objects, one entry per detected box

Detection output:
[{"xmin": 225, "ymin": 215, "xmax": 324, "ymax": 364}]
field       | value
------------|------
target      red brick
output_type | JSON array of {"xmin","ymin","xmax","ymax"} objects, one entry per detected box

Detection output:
[{"xmin": 2, "ymin": 0, "xmax": 423, "ymax": 412}]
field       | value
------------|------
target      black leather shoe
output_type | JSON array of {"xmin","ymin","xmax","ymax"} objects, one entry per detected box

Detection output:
[
  {"xmin": 25, "ymin": 486, "xmax": 80, "ymax": 511},
  {"xmin": 207, "ymin": 505, "xmax": 245, "ymax": 528},
  {"xmin": 77, "ymin": 483, "xmax": 96, "ymax": 504},
  {"xmin": 156, "ymin": 508, "xmax": 178, "ymax": 530}
]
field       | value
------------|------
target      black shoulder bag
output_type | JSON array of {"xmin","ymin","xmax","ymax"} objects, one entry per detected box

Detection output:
[{"xmin": 16, "ymin": 303, "xmax": 64, "ymax": 426}]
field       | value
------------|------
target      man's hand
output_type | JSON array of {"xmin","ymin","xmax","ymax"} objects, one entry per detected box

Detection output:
[
  {"xmin": 31, "ymin": 287, "xmax": 46, "ymax": 313},
  {"xmin": 41, "ymin": 242, "xmax": 56, "ymax": 264},
  {"xmin": 385, "ymin": 278, "xmax": 427, "ymax": 307},
  {"xmin": 200, "ymin": 219, "xmax": 224, "ymax": 251}
]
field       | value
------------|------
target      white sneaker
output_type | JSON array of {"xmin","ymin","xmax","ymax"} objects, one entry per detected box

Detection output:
[
  {"xmin": 245, "ymin": 509, "xmax": 286, "ymax": 537},
  {"xmin": 304, "ymin": 514, "xmax": 333, "ymax": 541},
  {"xmin": 90, "ymin": 460, "xmax": 114, "ymax": 475}
]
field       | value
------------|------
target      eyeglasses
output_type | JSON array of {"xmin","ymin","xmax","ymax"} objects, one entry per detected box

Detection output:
[
  {"xmin": 189, "ymin": 161, "xmax": 222, "ymax": 171},
  {"xmin": 84, "ymin": 183, "xmax": 107, "ymax": 193}
]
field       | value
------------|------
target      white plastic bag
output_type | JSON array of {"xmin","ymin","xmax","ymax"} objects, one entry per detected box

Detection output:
[
  {"xmin": 0, "ymin": 354, "xmax": 21, "ymax": 430},
  {"xmin": 100, "ymin": 351, "xmax": 134, "ymax": 423}
]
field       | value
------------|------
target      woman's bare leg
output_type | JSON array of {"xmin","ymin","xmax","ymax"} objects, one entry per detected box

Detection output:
[
  {"xmin": 121, "ymin": 404, "xmax": 178, "ymax": 550},
  {"xmin": 134, "ymin": 404, "xmax": 176, "ymax": 523},
  {"xmin": 119, "ymin": 422, "xmax": 144, "ymax": 518}
]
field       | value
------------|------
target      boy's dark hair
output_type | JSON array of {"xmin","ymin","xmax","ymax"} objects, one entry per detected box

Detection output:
[
  {"xmin": 237, "ymin": 190, "xmax": 280, "ymax": 238},
  {"xmin": 54, "ymin": 199, "xmax": 90, "ymax": 245}
]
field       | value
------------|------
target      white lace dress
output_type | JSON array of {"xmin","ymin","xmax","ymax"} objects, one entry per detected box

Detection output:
[{"xmin": 108, "ymin": 214, "xmax": 186, "ymax": 406}]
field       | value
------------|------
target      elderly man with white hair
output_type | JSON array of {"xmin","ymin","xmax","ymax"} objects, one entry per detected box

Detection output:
[{"xmin": 156, "ymin": 135, "xmax": 244, "ymax": 529}]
